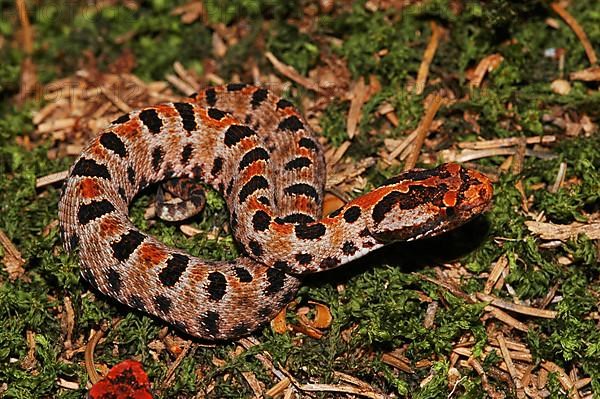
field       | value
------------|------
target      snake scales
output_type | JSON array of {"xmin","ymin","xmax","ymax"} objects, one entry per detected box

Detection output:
[{"xmin": 58, "ymin": 84, "xmax": 492, "ymax": 340}]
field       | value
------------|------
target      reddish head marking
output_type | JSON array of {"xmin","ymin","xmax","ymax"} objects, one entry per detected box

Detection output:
[
  {"xmin": 445, "ymin": 162, "xmax": 461, "ymax": 174},
  {"xmin": 443, "ymin": 190, "xmax": 458, "ymax": 207}
]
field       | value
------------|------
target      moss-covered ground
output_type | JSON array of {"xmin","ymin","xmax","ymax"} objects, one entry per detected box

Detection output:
[{"xmin": 1, "ymin": 1, "xmax": 599, "ymax": 397}]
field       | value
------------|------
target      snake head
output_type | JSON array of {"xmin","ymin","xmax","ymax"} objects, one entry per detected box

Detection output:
[{"xmin": 366, "ymin": 163, "xmax": 493, "ymax": 243}]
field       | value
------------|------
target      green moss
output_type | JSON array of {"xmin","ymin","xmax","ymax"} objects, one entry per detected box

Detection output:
[
  {"xmin": 319, "ymin": 100, "xmax": 348, "ymax": 146},
  {"xmin": 267, "ymin": 23, "xmax": 319, "ymax": 75},
  {"xmin": 204, "ymin": 0, "xmax": 298, "ymax": 25},
  {"xmin": 31, "ymin": 2, "xmax": 213, "ymax": 81},
  {"xmin": 533, "ymin": 136, "xmax": 600, "ymax": 222},
  {"xmin": 220, "ymin": 24, "xmax": 262, "ymax": 77},
  {"xmin": 321, "ymin": 2, "xmax": 424, "ymax": 83},
  {"xmin": 0, "ymin": 49, "xmax": 22, "ymax": 95},
  {"xmin": 413, "ymin": 361, "xmax": 449, "ymax": 398}
]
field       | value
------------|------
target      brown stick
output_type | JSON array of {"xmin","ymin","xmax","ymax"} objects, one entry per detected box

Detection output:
[
  {"xmin": 16, "ymin": 0, "xmax": 37, "ymax": 103},
  {"xmin": 551, "ymin": 2, "xmax": 597, "ymax": 65},
  {"xmin": 16, "ymin": 0, "xmax": 33, "ymax": 53},
  {"xmin": 387, "ymin": 129, "xmax": 419, "ymax": 162},
  {"xmin": 541, "ymin": 361, "xmax": 581, "ymax": 399},
  {"xmin": 347, "ymin": 77, "xmax": 367, "ymax": 139},
  {"xmin": 525, "ymin": 220, "xmax": 600, "ymax": 241},
  {"xmin": 484, "ymin": 255, "xmax": 507, "ymax": 294},
  {"xmin": 84, "ymin": 324, "xmax": 108, "ymax": 384},
  {"xmin": 0, "ymin": 229, "xmax": 26, "ymax": 280},
  {"xmin": 469, "ymin": 54, "xmax": 504, "ymax": 88},
  {"xmin": 550, "ymin": 162, "xmax": 567, "ymax": 193},
  {"xmin": 415, "ymin": 21, "xmax": 443, "ymax": 95},
  {"xmin": 458, "ymin": 135, "xmax": 556, "ymax": 149},
  {"xmin": 485, "ymin": 306, "xmax": 529, "ymax": 332},
  {"xmin": 403, "ymin": 94, "xmax": 443, "ymax": 170},
  {"xmin": 477, "ymin": 293, "xmax": 557, "ymax": 318},
  {"xmin": 36, "ymin": 170, "xmax": 69, "ymax": 188},
  {"xmin": 497, "ymin": 333, "xmax": 526, "ymax": 398},
  {"xmin": 160, "ymin": 341, "xmax": 194, "ymax": 390},
  {"xmin": 265, "ymin": 52, "xmax": 323, "ymax": 93}
]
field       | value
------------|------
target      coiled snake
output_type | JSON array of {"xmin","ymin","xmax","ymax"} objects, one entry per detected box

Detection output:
[{"xmin": 58, "ymin": 84, "xmax": 492, "ymax": 339}]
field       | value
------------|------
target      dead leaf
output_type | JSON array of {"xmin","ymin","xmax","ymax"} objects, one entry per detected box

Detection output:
[
  {"xmin": 525, "ymin": 220, "xmax": 600, "ymax": 241},
  {"xmin": 347, "ymin": 77, "xmax": 367, "ymax": 139},
  {"xmin": 570, "ymin": 66, "xmax": 600, "ymax": 81},
  {"xmin": 0, "ymin": 230, "xmax": 26, "ymax": 281},
  {"xmin": 469, "ymin": 54, "xmax": 504, "ymax": 88},
  {"xmin": 171, "ymin": 1, "xmax": 204, "ymax": 24}
]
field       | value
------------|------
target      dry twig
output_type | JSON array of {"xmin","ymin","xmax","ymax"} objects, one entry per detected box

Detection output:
[
  {"xmin": 382, "ymin": 352, "xmax": 414, "ymax": 374},
  {"xmin": 347, "ymin": 77, "xmax": 367, "ymax": 139},
  {"xmin": 476, "ymin": 293, "xmax": 557, "ymax": 319},
  {"xmin": 346, "ymin": 75, "xmax": 380, "ymax": 139},
  {"xmin": 416, "ymin": 273, "xmax": 473, "ymax": 302},
  {"xmin": 441, "ymin": 147, "xmax": 556, "ymax": 163},
  {"xmin": 541, "ymin": 361, "xmax": 581, "ymax": 399},
  {"xmin": 160, "ymin": 340, "xmax": 194, "ymax": 390},
  {"xmin": 99, "ymin": 86, "xmax": 131, "ymax": 113},
  {"xmin": 526, "ymin": 220, "xmax": 600, "ymax": 241},
  {"xmin": 0, "ymin": 229, "xmax": 26, "ymax": 280},
  {"xmin": 469, "ymin": 54, "xmax": 504, "ymax": 88},
  {"xmin": 484, "ymin": 255, "xmax": 508, "ymax": 294},
  {"xmin": 551, "ymin": 2, "xmax": 597, "ymax": 65},
  {"xmin": 497, "ymin": 333, "xmax": 525, "ymax": 398},
  {"xmin": 386, "ymin": 129, "xmax": 419, "ymax": 162},
  {"xmin": 36, "ymin": 170, "xmax": 69, "ymax": 188},
  {"xmin": 458, "ymin": 135, "xmax": 556, "ymax": 150},
  {"xmin": 16, "ymin": 0, "xmax": 37, "ymax": 103},
  {"xmin": 166, "ymin": 74, "xmax": 196, "ymax": 96},
  {"xmin": 423, "ymin": 301, "xmax": 438, "ymax": 329},
  {"xmin": 570, "ymin": 66, "xmax": 600, "ymax": 81},
  {"xmin": 511, "ymin": 137, "xmax": 527, "ymax": 174},
  {"xmin": 62, "ymin": 297, "xmax": 76, "ymax": 350},
  {"xmin": 265, "ymin": 377, "xmax": 291, "ymax": 398},
  {"xmin": 403, "ymin": 93, "xmax": 444, "ymax": 170},
  {"xmin": 415, "ymin": 21, "xmax": 443, "ymax": 95},
  {"xmin": 21, "ymin": 330, "xmax": 37, "ymax": 370},
  {"xmin": 484, "ymin": 306, "xmax": 529, "ymax": 332},
  {"xmin": 265, "ymin": 52, "xmax": 323, "ymax": 93},
  {"xmin": 300, "ymin": 372, "xmax": 386, "ymax": 399},
  {"xmin": 241, "ymin": 371, "xmax": 263, "ymax": 398},
  {"xmin": 550, "ymin": 162, "xmax": 567, "ymax": 193}
]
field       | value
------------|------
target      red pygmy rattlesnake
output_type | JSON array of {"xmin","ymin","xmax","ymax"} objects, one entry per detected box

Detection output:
[{"xmin": 58, "ymin": 84, "xmax": 493, "ymax": 339}]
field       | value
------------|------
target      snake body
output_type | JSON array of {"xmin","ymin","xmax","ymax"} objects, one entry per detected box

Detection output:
[{"xmin": 58, "ymin": 84, "xmax": 492, "ymax": 339}]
